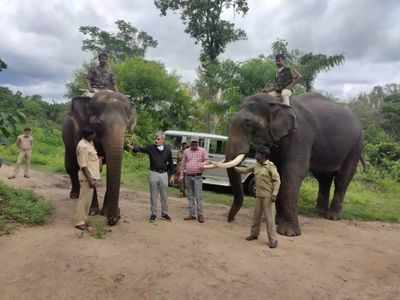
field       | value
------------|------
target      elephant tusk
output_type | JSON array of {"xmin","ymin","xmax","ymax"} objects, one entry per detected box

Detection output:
[
  {"xmin": 216, "ymin": 154, "xmax": 246, "ymax": 169},
  {"xmin": 203, "ymin": 163, "xmax": 217, "ymax": 169}
]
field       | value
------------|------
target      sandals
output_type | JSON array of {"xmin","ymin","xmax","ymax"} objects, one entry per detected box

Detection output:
[{"xmin": 75, "ymin": 224, "xmax": 88, "ymax": 231}]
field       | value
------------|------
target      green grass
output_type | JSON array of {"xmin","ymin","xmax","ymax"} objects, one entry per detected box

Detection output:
[
  {"xmin": 0, "ymin": 127, "xmax": 65, "ymax": 173},
  {"xmin": 1, "ymin": 127, "xmax": 398, "ymax": 223},
  {"xmin": 299, "ymin": 175, "xmax": 400, "ymax": 222},
  {"xmin": 87, "ymin": 215, "xmax": 109, "ymax": 239},
  {"xmin": 0, "ymin": 180, "xmax": 53, "ymax": 235}
]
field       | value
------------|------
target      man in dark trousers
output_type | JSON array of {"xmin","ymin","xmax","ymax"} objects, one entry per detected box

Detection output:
[
  {"xmin": 86, "ymin": 51, "xmax": 118, "ymax": 96},
  {"xmin": 262, "ymin": 54, "xmax": 302, "ymax": 106},
  {"xmin": 128, "ymin": 131, "xmax": 174, "ymax": 222}
]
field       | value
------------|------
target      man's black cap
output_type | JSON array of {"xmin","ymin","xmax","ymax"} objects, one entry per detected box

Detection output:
[{"xmin": 255, "ymin": 145, "xmax": 271, "ymax": 156}]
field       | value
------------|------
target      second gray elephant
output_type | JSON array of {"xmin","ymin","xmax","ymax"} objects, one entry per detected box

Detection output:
[{"xmin": 220, "ymin": 93, "xmax": 363, "ymax": 236}]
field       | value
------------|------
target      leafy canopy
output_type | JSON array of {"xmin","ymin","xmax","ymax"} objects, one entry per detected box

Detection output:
[
  {"xmin": 66, "ymin": 57, "xmax": 194, "ymax": 142},
  {"xmin": 0, "ymin": 58, "xmax": 6, "ymax": 72},
  {"xmin": 80, "ymin": 20, "xmax": 158, "ymax": 61},
  {"xmin": 154, "ymin": 0, "xmax": 249, "ymax": 63}
]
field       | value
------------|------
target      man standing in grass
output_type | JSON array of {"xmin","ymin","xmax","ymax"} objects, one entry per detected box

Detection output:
[
  {"xmin": 180, "ymin": 136, "xmax": 209, "ymax": 223},
  {"xmin": 9, "ymin": 127, "xmax": 33, "ymax": 179},
  {"xmin": 75, "ymin": 127, "xmax": 101, "ymax": 231},
  {"xmin": 128, "ymin": 132, "xmax": 174, "ymax": 223},
  {"xmin": 233, "ymin": 146, "xmax": 280, "ymax": 249}
]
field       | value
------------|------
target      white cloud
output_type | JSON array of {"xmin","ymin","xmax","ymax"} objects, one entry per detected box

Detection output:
[{"xmin": 0, "ymin": 0, "xmax": 399, "ymax": 101}]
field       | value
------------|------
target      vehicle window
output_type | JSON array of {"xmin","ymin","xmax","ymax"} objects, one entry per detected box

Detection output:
[
  {"xmin": 199, "ymin": 138, "xmax": 205, "ymax": 148},
  {"xmin": 209, "ymin": 139, "xmax": 226, "ymax": 155}
]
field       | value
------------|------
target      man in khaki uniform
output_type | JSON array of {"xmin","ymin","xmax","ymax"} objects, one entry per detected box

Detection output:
[
  {"xmin": 75, "ymin": 127, "xmax": 101, "ymax": 230},
  {"xmin": 9, "ymin": 127, "xmax": 33, "ymax": 179},
  {"xmin": 262, "ymin": 54, "xmax": 302, "ymax": 106},
  {"xmin": 234, "ymin": 146, "xmax": 281, "ymax": 248},
  {"xmin": 86, "ymin": 52, "xmax": 118, "ymax": 94}
]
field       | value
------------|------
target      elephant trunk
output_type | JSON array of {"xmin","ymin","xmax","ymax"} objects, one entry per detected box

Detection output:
[
  {"xmin": 225, "ymin": 130, "xmax": 250, "ymax": 222},
  {"xmin": 101, "ymin": 126, "xmax": 126, "ymax": 224}
]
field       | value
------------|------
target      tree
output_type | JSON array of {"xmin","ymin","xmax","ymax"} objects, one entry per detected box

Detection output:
[
  {"xmin": 270, "ymin": 39, "xmax": 345, "ymax": 91},
  {"xmin": 80, "ymin": 20, "xmax": 158, "ymax": 61},
  {"xmin": 155, "ymin": 0, "xmax": 248, "ymax": 64},
  {"xmin": 155, "ymin": 0, "xmax": 249, "ymax": 132},
  {"xmin": 65, "ymin": 63, "xmax": 93, "ymax": 98},
  {"xmin": 381, "ymin": 93, "xmax": 400, "ymax": 141},
  {"xmin": 114, "ymin": 57, "xmax": 194, "ymax": 143},
  {"xmin": 0, "ymin": 58, "xmax": 6, "ymax": 72},
  {"xmin": 0, "ymin": 112, "xmax": 25, "ymax": 138}
]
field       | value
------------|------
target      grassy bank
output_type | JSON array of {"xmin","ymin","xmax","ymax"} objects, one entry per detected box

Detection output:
[
  {"xmin": 0, "ymin": 181, "xmax": 53, "ymax": 235},
  {"xmin": 1, "ymin": 128, "xmax": 399, "ymax": 223}
]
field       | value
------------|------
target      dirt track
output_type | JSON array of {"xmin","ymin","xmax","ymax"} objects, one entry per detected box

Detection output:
[{"xmin": 0, "ymin": 165, "xmax": 399, "ymax": 300}]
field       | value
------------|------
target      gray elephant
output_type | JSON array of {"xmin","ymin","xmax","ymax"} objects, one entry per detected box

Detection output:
[
  {"xmin": 218, "ymin": 93, "xmax": 363, "ymax": 236},
  {"xmin": 62, "ymin": 90, "xmax": 135, "ymax": 225}
]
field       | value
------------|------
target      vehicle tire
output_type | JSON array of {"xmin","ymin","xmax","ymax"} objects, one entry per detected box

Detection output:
[{"xmin": 245, "ymin": 176, "xmax": 256, "ymax": 197}]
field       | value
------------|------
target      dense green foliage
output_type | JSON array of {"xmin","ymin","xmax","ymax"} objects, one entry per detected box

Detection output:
[
  {"xmin": 115, "ymin": 58, "xmax": 194, "ymax": 143},
  {"xmin": 350, "ymin": 83, "xmax": 400, "ymax": 181},
  {"xmin": 0, "ymin": 87, "xmax": 67, "ymax": 142},
  {"xmin": 80, "ymin": 20, "xmax": 158, "ymax": 61},
  {"xmin": 0, "ymin": 181, "xmax": 53, "ymax": 234}
]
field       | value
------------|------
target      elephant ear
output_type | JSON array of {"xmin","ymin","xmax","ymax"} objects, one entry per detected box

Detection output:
[
  {"xmin": 269, "ymin": 104, "xmax": 296, "ymax": 142},
  {"xmin": 71, "ymin": 97, "xmax": 91, "ymax": 123}
]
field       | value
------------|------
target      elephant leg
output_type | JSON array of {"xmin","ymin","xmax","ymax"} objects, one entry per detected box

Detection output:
[
  {"xmin": 275, "ymin": 148, "xmax": 310, "ymax": 237},
  {"xmin": 327, "ymin": 145, "xmax": 360, "ymax": 220},
  {"xmin": 313, "ymin": 172, "xmax": 334, "ymax": 217},
  {"xmin": 68, "ymin": 171, "xmax": 80, "ymax": 199},
  {"xmin": 89, "ymin": 187, "xmax": 100, "ymax": 216},
  {"xmin": 101, "ymin": 190, "xmax": 120, "ymax": 225},
  {"xmin": 276, "ymin": 176, "xmax": 303, "ymax": 236},
  {"xmin": 100, "ymin": 190, "xmax": 109, "ymax": 216}
]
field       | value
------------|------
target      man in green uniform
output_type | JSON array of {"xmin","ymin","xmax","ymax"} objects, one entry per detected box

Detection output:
[
  {"xmin": 262, "ymin": 54, "xmax": 302, "ymax": 106},
  {"xmin": 86, "ymin": 52, "xmax": 118, "ymax": 94},
  {"xmin": 234, "ymin": 146, "xmax": 281, "ymax": 249}
]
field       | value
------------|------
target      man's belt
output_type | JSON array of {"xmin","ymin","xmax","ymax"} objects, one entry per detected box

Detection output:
[
  {"xmin": 151, "ymin": 168, "xmax": 167, "ymax": 173},
  {"xmin": 186, "ymin": 173, "xmax": 202, "ymax": 177}
]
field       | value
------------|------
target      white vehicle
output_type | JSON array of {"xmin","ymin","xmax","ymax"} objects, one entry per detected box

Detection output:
[{"xmin": 164, "ymin": 130, "xmax": 257, "ymax": 196}]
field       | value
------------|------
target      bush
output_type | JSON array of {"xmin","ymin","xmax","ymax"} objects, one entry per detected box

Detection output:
[{"xmin": 0, "ymin": 181, "xmax": 53, "ymax": 226}]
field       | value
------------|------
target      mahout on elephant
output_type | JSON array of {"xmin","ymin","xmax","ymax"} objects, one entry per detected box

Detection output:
[
  {"xmin": 62, "ymin": 90, "xmax": 135, "ymax": 225},
  {"xmin": 218, "ymin": 93, "xmax": 363, "ymax": 236}
]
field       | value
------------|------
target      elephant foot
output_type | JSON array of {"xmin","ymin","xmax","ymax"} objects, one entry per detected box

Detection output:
[
  {"xmin": 107, "ymin": 215, "xmax": 121, "ymax": 226},
  {"xmin": 277, "ymin": 221, "xmax": 301, "ymax": 236},
  {"xmin": 315, "ymin": 206, "xmax": 328, "ymax": 217},
  {"xmin": 325, "ymin": 210, "xmax": 341, "ymax": 221},
  {"xmin": 70, "ymin": 191, "xmax": 79, "ymax": 199}
]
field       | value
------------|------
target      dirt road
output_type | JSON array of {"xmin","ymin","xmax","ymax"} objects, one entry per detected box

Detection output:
[{"xmin": 0, "ymin": 165, "xmax": 399, "ymax": 300}]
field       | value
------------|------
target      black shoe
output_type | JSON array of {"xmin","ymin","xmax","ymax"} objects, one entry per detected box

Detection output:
[
  {"xmin": 161, "ymin": 214, "xmax": 172, "ymax": 221},
  {"xmin": 269, "ymin": 240, "xmax": 278, "ymax": 249},
  {"xmin": 149, "ymin": 215, "xmax": 157, "ymax": 223},
  {"xmin": 246, "ymin": 235, "xmax": 258, "ymax": 241}
]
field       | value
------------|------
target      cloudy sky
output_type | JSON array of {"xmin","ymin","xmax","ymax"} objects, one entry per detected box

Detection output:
[{"xmin": 1, "ymin": 0, "xmax": 399, "ymax": 102}]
